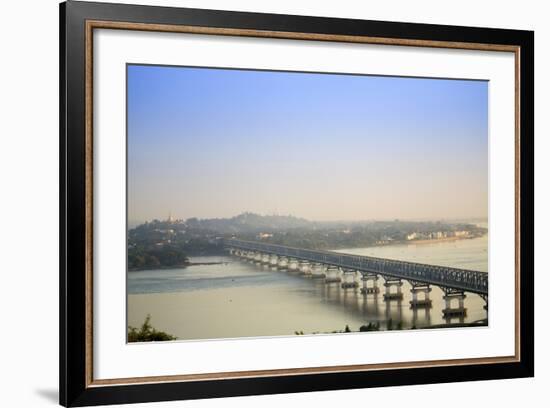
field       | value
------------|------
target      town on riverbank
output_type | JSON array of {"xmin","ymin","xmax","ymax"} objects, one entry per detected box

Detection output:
[{"xmin": 127, "ymin": 213, "xmax": 487, "ymax": 271}]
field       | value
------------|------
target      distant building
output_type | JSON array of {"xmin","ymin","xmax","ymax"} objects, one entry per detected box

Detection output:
[{"xmin": 407, "ymin": 232, "xmax": 419, "ymax": 240}]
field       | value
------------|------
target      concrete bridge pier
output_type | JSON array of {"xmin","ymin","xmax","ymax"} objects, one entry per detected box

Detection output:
[
  {"xmin": 247, "ymin": 251, "xmax": 256, "ymax": 261},
  {"xmin": 325, "ymin": 266, "xmax": 342, "ymax": 283},
  {"xmin": 254, "ymin": 252, "xmax": 263, "ymax": 263},
  {"xmin": 341, "ymin": 269, "xmax": 358, "ymax": 289},
  {"xmin": 297, "ymin": 260, "xmax": 310, "ymax": 275},
  {"xmin": 310, "ymin": 263, "xmax": 326, "ymax": 278},
  {"xmin": 269, "ymin": 254, "xmax": 278, "ymax": 267},
  {"xmin": 383, "ymin": 277, "xmax": 404, "ymax": 301},
  {"xmin": 261, "ymin": 253, "xmax": 271, "ymax": 265},
  {"xmin": 287, "ymin": 258, "xmax": 298, "ymax": 271},
  {"xmin": 277, "ymin": 257, "xmax": 289, "ymax": 270},
  {"xmin": 409, "ymin": 283, "xmax": 432, "ymax": 308},
  {"xmin": 360, "ymin": 273, "xmax": 379, "ymax": 294},
  {"xmin": 442, "ymin": 288, "xmax": 467, "ymax": 318}
]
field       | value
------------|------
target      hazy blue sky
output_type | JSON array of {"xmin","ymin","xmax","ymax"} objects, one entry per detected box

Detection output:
[{"xmin": 127, "ymin": 64, "xmax": 488, "ymax": 224}]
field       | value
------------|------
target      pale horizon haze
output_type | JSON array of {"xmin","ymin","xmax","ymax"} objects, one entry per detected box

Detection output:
[{"xmin": 128, "ymin": 65, "xmax": 488, "ymax": 225}]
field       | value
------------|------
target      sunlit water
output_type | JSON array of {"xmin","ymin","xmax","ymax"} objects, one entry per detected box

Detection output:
[
  {"xmin": 128, "ymin": 233, "xmax": 489, "ymax": 341},
  {"xmin": 335, "ymin": 233, "xmax": 488, "ymax": 272}
]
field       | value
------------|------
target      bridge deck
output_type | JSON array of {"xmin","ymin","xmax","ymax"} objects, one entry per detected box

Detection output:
[{"xmin": 225, "ymin": 239, "xmax": 488, "ymax": 296}]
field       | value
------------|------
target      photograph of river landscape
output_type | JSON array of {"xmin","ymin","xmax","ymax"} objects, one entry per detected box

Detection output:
[{"xmin": 127, "ymin": 64, "xmax": 489, "ymax": 342}]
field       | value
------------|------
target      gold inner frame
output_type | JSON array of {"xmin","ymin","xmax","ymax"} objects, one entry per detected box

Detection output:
[{"xmin": 84, "ymin": 20, "xmax": 521, "ymax": 388}]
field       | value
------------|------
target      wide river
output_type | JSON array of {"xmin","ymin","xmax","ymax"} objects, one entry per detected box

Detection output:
[{"xmin": 128, "ymin": 233, "xmax": 488, "ymax": 341}]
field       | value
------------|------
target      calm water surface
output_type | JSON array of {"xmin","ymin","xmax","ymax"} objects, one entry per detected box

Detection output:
[{"xmin": 128, "ymin": 235, "xmax": 488, "ymax": 340}]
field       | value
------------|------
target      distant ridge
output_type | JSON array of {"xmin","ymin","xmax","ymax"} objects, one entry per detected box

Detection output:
[{"xmin": 185, "ymin": 212, "xmax": 313, "ymax": 233}]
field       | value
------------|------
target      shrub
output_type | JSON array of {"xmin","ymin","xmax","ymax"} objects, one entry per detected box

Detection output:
[
  {"xmin": 128, "ymin": 315, "xmax": 177, "ymax": 342},
  {"xmin": 359, "ymin": 322, "xmax": 380, "ymax": 332}
]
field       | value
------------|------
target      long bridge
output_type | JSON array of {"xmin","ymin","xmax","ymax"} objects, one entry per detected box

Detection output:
[{"xmin": 224, "ymin": 238, "xmax": 488, "ymax": 317}]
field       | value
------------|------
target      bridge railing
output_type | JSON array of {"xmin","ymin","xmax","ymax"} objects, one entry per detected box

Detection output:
[{"xmin": 224, "ymin": 239, "xmax": 488, "ymax": 295}]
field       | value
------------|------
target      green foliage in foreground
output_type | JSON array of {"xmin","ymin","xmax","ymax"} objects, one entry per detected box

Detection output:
[
  {"xmin": 359, "ymin": 322, "xmax": 381, "ymax": 332},
  {"xmin": 296, "ymin": 322, "xmax": 384, "ymax": 335},
  {"xmin": 300, "ymin": 319, "xmax": 487, "ymax": 335},
  {"xmin": 128, "ymin": 315, "xmax": 177, "ymax": 342}
]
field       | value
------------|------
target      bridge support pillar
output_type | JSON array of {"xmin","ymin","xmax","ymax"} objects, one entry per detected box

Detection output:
[
  {"xmin": 277, "ymin": 257, "xmax": 289, "ymax": 270},
  {"xmin": 360, "ymin": 273, "xmax": 379, "ymax": 294},
  {"xmin": 261, "ymin": 253, "xmax": 271, "ymax": 264},
  {"xmin": 287, "ymin": 258, "xmax": 298, "ymax": 271},
  {"xmin": 325, "ymin": 266, "xmax": 342, "ymax": 283},
  {"xmin": 442, "ymin": 289, "xmax": 467, "ymax": 318},
  {"xmin": 269, "ymin": 255, "xmax": 278, "ymax": 267},
  {"xmin": 298, "ymin": 260, "xmax": 310, "ymax": 275},
  {"xmin": 310, "ymin": 263, "xmax": 326, "ymax": 278},
  {"xmin": 341, "ymin": 269, "xmax": 358, "ymax": 289},
  {"xmin": 409, "ymin": 284, "xmax": 432, "ymax": 308},
  {"xmin": 383, "ymin": 277, "xmax": 403, "ymax": 300}
]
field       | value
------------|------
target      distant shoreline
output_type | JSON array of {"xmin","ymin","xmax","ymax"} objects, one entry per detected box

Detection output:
[
  {"xmin": 128, "ymin": 261, "xmax": 227, "ymax": 272},
  {"xmin": 333, "ymin": 232, "xmax": 486, "ymax": 252},
  {"xmin": 401, "ymin": 235, "xmax": 483, "ymax": 245}
]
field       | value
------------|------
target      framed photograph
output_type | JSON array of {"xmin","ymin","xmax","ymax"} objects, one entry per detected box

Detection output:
[{"xmin": 60, "ymin": 1, "xmax": 534, "ymax": 406}]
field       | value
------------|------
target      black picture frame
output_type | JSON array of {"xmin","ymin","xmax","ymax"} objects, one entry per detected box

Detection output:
[{"xmin": 60, "ymin": 1, "xmax": 534, "ymax": 406}]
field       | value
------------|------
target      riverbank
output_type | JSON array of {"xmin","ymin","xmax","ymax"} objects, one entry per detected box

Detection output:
[
  {"xmin": 294, "ymin": 319, "xmax": 489, "ymax": 336},
  {"xmin": 317, "ymin": 232, "xmax": 486, "ymax": 252},
  {"xmin": 402, "ymin": 235, "xmax": 483, "ymax": 245}
]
